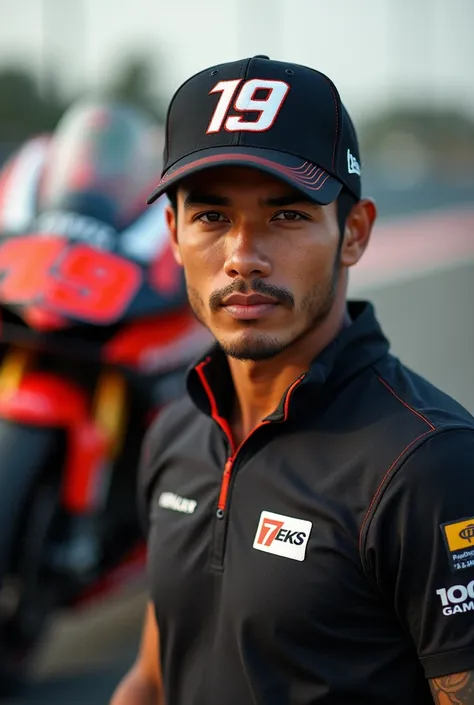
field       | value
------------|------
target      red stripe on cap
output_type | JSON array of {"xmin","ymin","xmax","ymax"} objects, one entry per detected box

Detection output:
[{"xmin": 160, "ymin": 153, "xmax": 333, "ymax": 192}]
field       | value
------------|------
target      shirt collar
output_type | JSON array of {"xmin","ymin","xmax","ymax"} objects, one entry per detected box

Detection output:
[{"xmin": 186, "ymin": 301, "xmax": 390, "ymax": 423}]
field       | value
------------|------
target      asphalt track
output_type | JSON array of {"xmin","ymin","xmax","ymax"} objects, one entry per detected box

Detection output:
[
  {"xmin": 6, "ymin": 205, "xmax": 474, "ymax": 705},
  {"xmin": 4, "ymin": 587, "xmax": 148, "ymax": 704}
]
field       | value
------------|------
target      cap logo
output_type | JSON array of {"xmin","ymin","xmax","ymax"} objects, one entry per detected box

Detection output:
[
  {"xmin": 206, "ymin": 78, "xmax": 290, "ymax": 134},
  {"xmin": 347, "ymin": 148, "xmax": 361, "ymax": 176}
]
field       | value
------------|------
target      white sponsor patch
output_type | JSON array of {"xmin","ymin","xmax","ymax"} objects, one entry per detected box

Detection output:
[
  {"xmin": 253, "ymin": 511, "xmax": 312, "ymax": 562},
  {"xmin": 436, "ymin": 581, "xmax": 474, "ymax": 616},
  {"xmin": 158, "ymin": 492, "xmax": 197, "ymax": 515}
]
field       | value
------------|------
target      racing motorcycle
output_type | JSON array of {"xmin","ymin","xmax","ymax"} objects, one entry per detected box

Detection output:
[{"xmin": 0, "ymin": 99, "xmax": 211, "ymax": 689}]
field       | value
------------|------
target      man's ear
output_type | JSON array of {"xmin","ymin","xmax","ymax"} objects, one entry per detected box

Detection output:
[
  {"xmin": 340, "ymin": 198, "xmax": 377, "ymax": 268},
  {"xmin": 166, "ymin": 204, "xmax": 182, "ymax": 265}
]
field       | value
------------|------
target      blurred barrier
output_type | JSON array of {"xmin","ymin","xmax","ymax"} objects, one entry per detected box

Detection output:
[{"xmin": 350, "ymin": 206, "xmax": 474, "ymax": 412}]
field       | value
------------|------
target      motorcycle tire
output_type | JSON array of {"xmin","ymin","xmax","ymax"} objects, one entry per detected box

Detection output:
[{"xmin": 0, "ymin": 421, "xmax": 63, "ymax": 694}]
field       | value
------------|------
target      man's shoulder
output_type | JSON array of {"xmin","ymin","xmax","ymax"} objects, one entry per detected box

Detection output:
[
  {"xmin": 332, "ymin": 351, "xmax": 474, "ymax": 515},
  {"xmin": 357, "ymin": 356, "xmax": 474, "ymax": 554},
  {"xmin": 358, "ymin": 353, "xmax": 474, "ymax": 513},
  {"xmin": 372, "ymin": 353, "xmax": 474, "ymax": 431}
]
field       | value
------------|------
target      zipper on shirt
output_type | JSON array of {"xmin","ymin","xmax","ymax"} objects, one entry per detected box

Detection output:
[
  {"xmin": 216, "ymin": 458, "xmax": 233, "ymax": 519},
  {"xmin": 195, "ymin": 361, "xmax": 305, "ymax": 569},
  {"xmin": 215, "ymin": 422, "xmax": 268, "ymax": 519},
  {"xmin": 210, "ymin": 421, "xmax": 270, "ymax": 570}
]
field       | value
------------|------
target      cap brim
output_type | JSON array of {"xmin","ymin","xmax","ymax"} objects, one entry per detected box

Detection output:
[{"xmin": 146, "ymin": 147, "xmax": 343, "ymax": 206}]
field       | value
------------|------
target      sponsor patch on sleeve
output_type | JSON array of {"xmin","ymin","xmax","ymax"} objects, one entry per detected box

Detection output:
[{"xmin": 441, "ymin": 517, "xmax": 474, "ymax": 572}]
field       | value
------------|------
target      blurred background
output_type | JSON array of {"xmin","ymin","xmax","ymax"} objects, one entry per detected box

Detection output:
[{"xmin": 0, "ymin": 0, "xmax": 472, "ymax": 702}]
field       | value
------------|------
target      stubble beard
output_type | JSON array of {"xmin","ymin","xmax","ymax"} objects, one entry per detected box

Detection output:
[{"xmin": 186, "ymin": 260, "xmax": 341, "ymax": 362}]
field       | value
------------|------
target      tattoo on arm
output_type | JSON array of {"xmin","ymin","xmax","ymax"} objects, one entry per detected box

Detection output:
[{"xmin": 430, "ymin": 671, "xmax": 474, "ymax": 704}]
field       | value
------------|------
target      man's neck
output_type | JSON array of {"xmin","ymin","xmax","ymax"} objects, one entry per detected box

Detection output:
[{"xmin": 227, "ymin": 302, "xmax": 351, "ymax": 446}]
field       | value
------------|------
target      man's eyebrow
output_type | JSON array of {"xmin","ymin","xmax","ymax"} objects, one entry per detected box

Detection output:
[
  {"xmin": 263, "ymin": 193, "xmax": 320, "ymax": 207},
  {"xmin": 183, "ymin": 192, "xmax": 231, "ymax": 209},
  {"xmin": 181, "ymin": 191, "xmax": 320, "ymax": 210}
]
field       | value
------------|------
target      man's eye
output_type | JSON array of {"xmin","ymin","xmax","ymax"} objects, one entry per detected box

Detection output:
[
  {"xmin": 273, "ymin": 211, "xmax": 307, "ymax": 221},
  {"xmin": 197, "ymin": 212, "xmax": 227, "ymax": 223}
]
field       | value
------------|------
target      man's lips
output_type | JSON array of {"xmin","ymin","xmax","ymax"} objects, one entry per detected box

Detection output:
[
  {"xmin": 221, "ymin": 293, "xmax": 279, "ymax": 320},
  {"xmin": 221, "ymin": 293, "xmax": 278, "ymax": 306}
]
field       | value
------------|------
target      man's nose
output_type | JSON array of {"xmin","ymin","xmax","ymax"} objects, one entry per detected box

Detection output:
[{"xmin": 223, "ymin": 226, "xmax": 272, "ymax": 279}]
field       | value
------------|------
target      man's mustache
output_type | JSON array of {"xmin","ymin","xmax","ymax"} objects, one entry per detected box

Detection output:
[{"xmin": 209, "ymin": 279, "xmax": 295, "ymax": 312}]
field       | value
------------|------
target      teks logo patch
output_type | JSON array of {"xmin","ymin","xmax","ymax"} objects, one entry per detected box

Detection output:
[{"xmin": 253, "ymin": 511, "xmax": 312, "ymax": 562}]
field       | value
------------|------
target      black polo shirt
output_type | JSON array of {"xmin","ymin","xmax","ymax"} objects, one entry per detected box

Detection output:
[{"xmin": 139, "ymin": 300, "xmax": 474, "ymax": 705}]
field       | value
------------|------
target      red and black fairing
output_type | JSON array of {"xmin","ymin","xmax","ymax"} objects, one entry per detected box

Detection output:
[
  {"xmin": 0, "ymin": 99, "xmax": 210, "ymax": 373},
  {"xmin": 0, "ymin": 102, "xmax": 211, "ymax": 624}
]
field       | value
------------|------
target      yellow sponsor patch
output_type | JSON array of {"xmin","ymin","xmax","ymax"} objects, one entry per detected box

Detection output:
[{"xmin": 441, "ymin": 518, "xmax": 474, "ymax": 572}]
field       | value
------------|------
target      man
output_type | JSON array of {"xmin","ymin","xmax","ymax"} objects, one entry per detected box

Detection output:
[{"xmin": 110, "ymin": 55, "xmax": 474, "ymax": 705}]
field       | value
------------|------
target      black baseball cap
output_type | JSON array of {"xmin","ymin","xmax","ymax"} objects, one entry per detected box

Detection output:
[{"xmin": 147, "ymin": 55, "xmax": 362, "ymax": 206}]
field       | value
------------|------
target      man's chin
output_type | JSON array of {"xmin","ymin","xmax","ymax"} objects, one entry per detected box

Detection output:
[{"xmin": 217, "ymin": 332, "xmax": 288, "ymax": 362}]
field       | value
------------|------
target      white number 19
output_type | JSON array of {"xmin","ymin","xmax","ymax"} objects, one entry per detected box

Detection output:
[{"xmin": 206, "ymin": 78, "xmax": 290, "ymax": 134}]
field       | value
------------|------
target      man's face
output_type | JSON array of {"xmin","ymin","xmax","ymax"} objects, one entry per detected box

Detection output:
[{"xmin": 167, "ymin": 167, "xmax": 347, "ymax": 361}]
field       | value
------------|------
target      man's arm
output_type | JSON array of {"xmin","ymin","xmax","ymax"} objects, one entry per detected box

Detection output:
[
  {"xmin": 109, "ymin": 601, "xmax": 163, "ymax": 705},
  {"xmin": 362, "ymin": 428, "xmax": 474, "ymax": 689},
  {"xmin": 430, "ymin": 670, "xmax": 474, "ymax": 704}
]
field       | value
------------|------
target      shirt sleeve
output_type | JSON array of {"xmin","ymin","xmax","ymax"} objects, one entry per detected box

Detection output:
[{"xmin": 362, "ymin": 427, "xmax": 474, "ymax": 679}]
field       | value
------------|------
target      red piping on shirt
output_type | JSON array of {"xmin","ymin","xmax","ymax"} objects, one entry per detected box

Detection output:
[{"xmin": 196, "ymin": 360, "xmax": 304, "ymax": 512}]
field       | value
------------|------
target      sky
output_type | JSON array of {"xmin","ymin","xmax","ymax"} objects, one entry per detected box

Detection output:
[{"xmin": 0, "ymin": 0, "xmax": 473, "ymax": 120}]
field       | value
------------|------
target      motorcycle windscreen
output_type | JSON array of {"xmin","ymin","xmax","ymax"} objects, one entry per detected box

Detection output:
[{"xmin": 37, "ymin": 101, "xmax": 165, "ymax": 232}]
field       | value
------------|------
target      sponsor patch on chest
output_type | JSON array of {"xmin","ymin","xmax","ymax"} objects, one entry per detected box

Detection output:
[
  {"xmin": 158, "ymin": 491, "xmax": 197, "ymax": 514},
  {"xmin": 253, "ymin": 511, "xmax": 312, "ymax": 561}
]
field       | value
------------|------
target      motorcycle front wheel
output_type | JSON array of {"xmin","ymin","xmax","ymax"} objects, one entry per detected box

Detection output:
[{"xmin": 0, "ymin": 421, "xmax": 63, "ymax": 694}]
